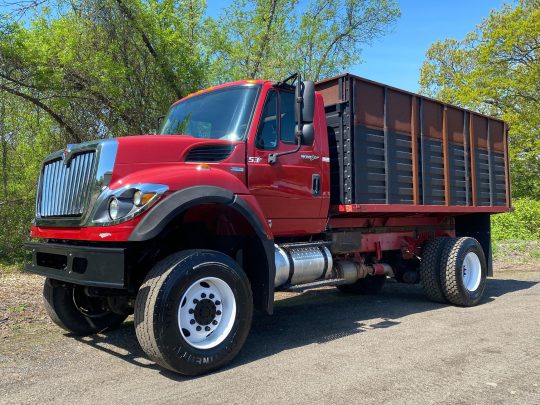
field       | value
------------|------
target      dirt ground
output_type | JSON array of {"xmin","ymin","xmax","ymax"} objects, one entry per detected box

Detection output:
[{"xmin": 1, "ymin": 244, "xmax": 539, "ymax": 404}]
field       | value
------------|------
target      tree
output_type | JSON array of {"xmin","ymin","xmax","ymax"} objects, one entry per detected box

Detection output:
[
  {"xmin": 0, "ymin": 0, "xmax": 208, "ymax": 143},
  {"xmin": 207, "ymin": 0, "xmax": 400, "ymax": 82},
  {"xmin": 419, "ymin": 0, "xmax": 540, "ymax": 199}
]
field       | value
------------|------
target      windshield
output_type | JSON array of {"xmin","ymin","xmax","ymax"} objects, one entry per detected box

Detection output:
[{"xmin": 159, "ymin": 85, "xmax": 260, "ymax": 140}]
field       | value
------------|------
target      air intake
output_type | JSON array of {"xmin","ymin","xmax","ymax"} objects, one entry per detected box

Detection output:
[{"xmin": 185, "ymin": 145, "xmax": 236, "ymax": 162}]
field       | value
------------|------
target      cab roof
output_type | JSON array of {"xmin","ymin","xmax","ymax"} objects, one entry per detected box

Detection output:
[{"xmin": 173, "ymin": 80, "xmax": 268, "ymax": 106}]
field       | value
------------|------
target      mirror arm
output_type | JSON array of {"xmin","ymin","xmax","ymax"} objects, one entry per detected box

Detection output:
[
  {"xmin": 267, "ymin": 72, "xmax": 305, "ymax": 165},
  {"xmin": 155, "ymin": 115, "xmax": 166, "ymax": 135},
  {"xmin": 268, "ymin": 134, "xmax": 302, "ymax": 165},
  {"xmin": 272, "ymin": 72, "xmax": 298, "ymax": 88}
]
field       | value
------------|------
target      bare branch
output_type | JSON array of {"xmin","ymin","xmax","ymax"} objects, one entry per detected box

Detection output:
[
  {"xmin": 0, "ymin": 83, "xmax": 82, "ymax": 142},
  {"xmin": 114, "ymin": 0, "xmax": 183, "ymax": 99},
  {"xmin": 249, "ymin": 0, "xmax": 278, "ymax": 78}
]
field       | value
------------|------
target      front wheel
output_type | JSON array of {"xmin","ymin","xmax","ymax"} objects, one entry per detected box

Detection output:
[
  {"xmin": 134, "ymin": 250, "xmax": 253, "ymax": 376},
  {"xmin": 43, "ymin": 279, "xmax": 127, "ymax": 335}
]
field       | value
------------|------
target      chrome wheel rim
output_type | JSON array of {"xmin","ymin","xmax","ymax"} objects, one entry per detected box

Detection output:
[
  {"xmin": 462, "ymin": 252, "xmax": 482, "ymax": 292},
  {"xmin": 178, "ymin": 277, "xmax": 236, "ymax": 349}
]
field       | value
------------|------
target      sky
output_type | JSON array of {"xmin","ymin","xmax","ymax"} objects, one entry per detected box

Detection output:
[{"xmin": 206, "ymin": 0, "xmax": 512, "ymax": 93}]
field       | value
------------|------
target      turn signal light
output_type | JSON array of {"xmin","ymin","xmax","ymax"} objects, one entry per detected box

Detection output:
[{"xmin": 134, "ymin": 191, "xmax": 156, "ymax": 207}]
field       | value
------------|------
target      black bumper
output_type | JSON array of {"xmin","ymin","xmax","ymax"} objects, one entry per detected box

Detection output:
[{"xmin": 24, "ymin": 242, "xmax": 126, "ymax": 289}]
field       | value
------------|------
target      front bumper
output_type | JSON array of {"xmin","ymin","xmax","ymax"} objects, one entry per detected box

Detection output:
[
  {"xmin": 30, "ymin": 219, "xmax": 141, "ymax": 242},
  {"xmin": 24, "ymin": 242, "xmax": 126, "ymax": 289}
]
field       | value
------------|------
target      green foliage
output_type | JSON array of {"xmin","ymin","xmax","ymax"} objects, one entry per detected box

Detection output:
[
  {"xmin": 491, "ymin": 199, "xmax": 540, "ymax": 241},
  {"xmin": 0, "ymin": 95, "xmax": 54, "ymax": 263},
  {"xmin": 0, "ymin": 0, "xmax": 208, "ymax": 142},
  {"xmin": 419, "ymin": 0, "xmax": 540, "ymax": 199}
]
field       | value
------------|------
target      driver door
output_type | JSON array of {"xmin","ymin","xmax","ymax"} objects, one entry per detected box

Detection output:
[{"xmin": 247, "ymin": 88, "xmax": 324, "ymax": 236}]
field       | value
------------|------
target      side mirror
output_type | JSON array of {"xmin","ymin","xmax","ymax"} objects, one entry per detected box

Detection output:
[
  {"xmin": 294, "ymin": 79, "xmax": 315, "ymax": 146},
  {"xmin": 301, "ymin": 81, "xmax": 315, "ymax": 123},
  {"xmin": 300, "ymin": 123, "xmax": 314, "ymax": 146}
]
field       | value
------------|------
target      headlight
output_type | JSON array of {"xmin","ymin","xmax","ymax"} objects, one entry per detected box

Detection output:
[
  {"xmin": 109, "ymin": 197, "xmax": 120, "ymax": 220},
  {"xmin": 92, "ymin": 183, "xmax": 168, "ymax": 225}
]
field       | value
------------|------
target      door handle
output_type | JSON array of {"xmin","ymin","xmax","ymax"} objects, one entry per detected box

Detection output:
[{"xmin": 312, "ymin": 174, "xmax": 321, "ymax": 196}]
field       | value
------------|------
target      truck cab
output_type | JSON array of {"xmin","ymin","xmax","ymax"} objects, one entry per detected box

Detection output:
[{"xmin": 158, "ymin": 78, "xmax": 331, "ymax": 234}]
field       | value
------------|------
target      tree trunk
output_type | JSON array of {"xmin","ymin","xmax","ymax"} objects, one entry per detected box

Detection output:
[
  {"xmin": 249, "ymin": 0, "xmax": 278, "ymax": 79},
  {"xmin": 0, "ymin": 95, "xmax": 8, "ymax": 198}
]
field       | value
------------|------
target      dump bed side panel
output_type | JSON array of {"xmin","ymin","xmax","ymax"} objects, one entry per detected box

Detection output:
[{"xmin": 315, "ymin": 74, "xmax": 510, "ymax": 212}]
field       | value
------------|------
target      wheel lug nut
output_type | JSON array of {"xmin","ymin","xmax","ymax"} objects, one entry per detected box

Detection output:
[
  {"xmin": 216, "ymin": 310, "xmax": 222, "ymax": 315},
  {"xmin": 193, "ymin": 299, "xmax": 199, "ymax": 304},
  {"xmin": 212, "ymin": 320, "xmax": 218, "ymax": 325},
  {"xmin": 190, "ymin": 319, "xmax": 196, "ymax": 325},
  {"xmin": 209, "ymin": 294, "xmax": 215, "ymax": 299},
  {"xmin": 196, "ymin": 326, "xmax": 201, "ymax": 331},
  {"xmin": 201, "ymin": 293, "xmax": 206, "ymax": 298},
  {"xmin": 205, "ymin": 326, "xmax": 210, "ymax": 331},
  {"xmin": 215, "ymin": 300, "xmax": 221, "ymax": 305},
  {"xmin": 188, "ymin": 309, "xmax": 194, "ymax": 314}
]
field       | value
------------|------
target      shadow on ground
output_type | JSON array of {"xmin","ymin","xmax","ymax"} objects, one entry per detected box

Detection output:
[{"xmin": 74, "ymin": 278, "xmax": 537, "ymax": 381}]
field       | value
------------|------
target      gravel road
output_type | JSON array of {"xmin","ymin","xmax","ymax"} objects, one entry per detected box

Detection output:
[{"xmin": 1, "ymin": 271, "xmax": 539, "ymax": 404}]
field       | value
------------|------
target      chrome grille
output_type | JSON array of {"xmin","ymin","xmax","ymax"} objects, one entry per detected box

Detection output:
[{"xmin": 39, "ymin": 151, "xmax": 96, "ymax": 217}]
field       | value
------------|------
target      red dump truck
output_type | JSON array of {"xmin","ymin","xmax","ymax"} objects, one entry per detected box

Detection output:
[{"xmin": 25, "ymin": 73, "xmax": 511, "ymax": 375}]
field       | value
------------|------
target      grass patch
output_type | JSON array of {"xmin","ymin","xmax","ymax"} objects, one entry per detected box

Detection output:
[
  {"xmin": 0, "ymin": 262, "xmax": 23, "ymax": 275},
  {"xmin": 8, "ymin": 303, "xmax": 28, "ymax": 313},
  {"xmin": 493, "ymin": 240, "xmax": 540, "ymax": 263}
]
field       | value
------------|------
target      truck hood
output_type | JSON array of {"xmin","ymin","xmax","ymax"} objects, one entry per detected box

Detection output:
[{"xmin": 114, "ymin": 135, "xmax": 243, "ymax": 164}]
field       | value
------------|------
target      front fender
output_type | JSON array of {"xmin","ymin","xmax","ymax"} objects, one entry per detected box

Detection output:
[
  {"xmin": 129, "ymin": 185, "xmax": 276, "ymax": 315},
  {"xmin": 128, "ymin": 185, "xmax": 271, "ymax": 241}
]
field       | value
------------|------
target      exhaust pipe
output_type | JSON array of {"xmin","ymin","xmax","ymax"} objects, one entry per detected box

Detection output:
[{"xmin": 333, "ymin": 261, "xmax": 394, "ymax": 283}]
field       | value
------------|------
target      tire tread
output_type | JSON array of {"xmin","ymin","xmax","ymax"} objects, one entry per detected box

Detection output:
[
  {"xmin": 43, "ymin": 279, "xmax": 126, "ymax": 335},
  {"xmin": 419, "ymin": 237, "xmax": 450, "ymax": 303},
  {"xmin": 439, "ymin": 237, "xmax": 486, "ymax": 307},
  {"xmin": 135, "ymin": 250, "xmax": 196, "ymax": 370}
]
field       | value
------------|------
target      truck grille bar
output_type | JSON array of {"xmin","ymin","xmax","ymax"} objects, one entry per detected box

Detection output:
[{"xmin": 39, "ymin": 151, "xmax": 96, "ymax": 217}]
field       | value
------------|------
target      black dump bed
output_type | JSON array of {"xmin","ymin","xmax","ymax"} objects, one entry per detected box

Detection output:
[{"xmin": 315, "ymin": 73, "xmax": 510, "ymax": 212}]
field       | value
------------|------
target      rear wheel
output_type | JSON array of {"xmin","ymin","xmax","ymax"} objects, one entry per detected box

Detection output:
[
  {"xmin": 134, "ymin": 250, "xmax": 253, "ymax": 376},
  {"xmin": 419, "ymin": 237, "xmax": 449, "ymax": 303},
  {"xmin": 337, "ymin": 275, "xmax": 386, "ymax": 295},
  {"xmin": 439, "ymin": 237, "xmax": 487, "ymax": 306},
  {"xmin": 43, "ymin": 279, "xmax": 127, "ymax": 335}
]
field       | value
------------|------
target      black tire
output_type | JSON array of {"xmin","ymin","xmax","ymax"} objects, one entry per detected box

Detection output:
[
  {"xmin": 43, "ymin": 279, "xmax": 127, "ymax": 335},
  {"xmin": 134, "ymin": 250, "xmax": 253, "ymax": 376},
  {"xmin": 439, "ymin": 237, "xmax": 487, "ymax": 306},
  {"xmin": 337, "ymin": 275, "xmax": 386, "ymax": 295},
  {"xmin": 419, "ymin": 237, "xmax": 449, "ymax": 303}
]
